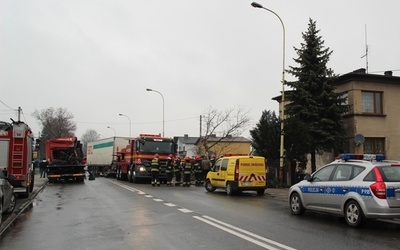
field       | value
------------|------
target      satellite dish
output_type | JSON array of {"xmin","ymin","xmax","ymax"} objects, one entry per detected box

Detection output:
[{"xmin": 354, "ymin": 134, "xmax": 365, "ymax": 147}]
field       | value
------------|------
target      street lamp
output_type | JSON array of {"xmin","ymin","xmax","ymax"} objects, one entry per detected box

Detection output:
[
  {"xmin": 107, "ymin": 126, "xmax": 116, "ymax": 136},
  {"xmin": 251, "ymin": 2, "xmax": 286, "ymax": 183},
  {"xmin": 146, "ymin": 88, "xmax": 165, "ymax": 137},
  {"xmin": 118, "ymin": 113, "xmax": 131, "ymax": 137}
]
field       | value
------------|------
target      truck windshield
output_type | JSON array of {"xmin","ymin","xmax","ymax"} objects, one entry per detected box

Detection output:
[{"xmin": 140, "ymin": 140, "xmax": 174, "ymax": 154}]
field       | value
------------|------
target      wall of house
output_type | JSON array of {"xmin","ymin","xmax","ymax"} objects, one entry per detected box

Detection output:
[
  {"xmin": 208, "ymin": 142, "xmax": 251, "ymax": 157},
  {"xmin": 336, "ymin": 77, "xmax": 400, "ymax": 159}
]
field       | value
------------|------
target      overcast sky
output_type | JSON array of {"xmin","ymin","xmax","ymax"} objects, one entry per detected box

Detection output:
[{"xmin": 1, "ymin": 0, "xmax": 399, "ymax": 140}]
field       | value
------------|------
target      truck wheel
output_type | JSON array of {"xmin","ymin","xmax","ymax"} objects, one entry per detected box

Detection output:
[
  {"xmin": 132, "ymin": 171, "xmax": 139, "ymax": 183},
  {"xmin": 226, "ymin": 182, "xmax": 235, "ymax": 196},
  {"xmin": 30, "ymin": 176, "xmax": 35, "ymax": 192},
  {"xmin": 257, "ymin": 189, "xmax": 265, "ymax": 196}
]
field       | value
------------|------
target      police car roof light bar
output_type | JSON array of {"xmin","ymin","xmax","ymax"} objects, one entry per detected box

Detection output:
[{"xmin": 339, "ymin": 153, "xmax": 385, "ymax": 161}]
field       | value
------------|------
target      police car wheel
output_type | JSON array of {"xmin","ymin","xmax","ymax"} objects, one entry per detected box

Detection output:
[
  {"xmin": 6, "ymin": 193, "xmax": 16, "ymax": 213},
  {"xmin": 290, "ymin": 193, "xmax": 305, "ymax": 215},
  {"xmin": 344, "ymin": 200, "xmax": 365, "ymax": 227}
]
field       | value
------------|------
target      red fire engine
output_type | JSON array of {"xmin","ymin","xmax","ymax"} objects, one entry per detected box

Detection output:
[
  {"xmin": 0, "ymin": 120, "xmax": 34, "ymax": 197},
  {"xmin": 115, "ymin": 134, "xmax": 177, "ymax": 183}
]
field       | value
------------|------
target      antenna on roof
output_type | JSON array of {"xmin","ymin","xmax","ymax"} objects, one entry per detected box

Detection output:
[{"xmin": 360, "ymin": 24, "xmax": 369, "ymax": 73}]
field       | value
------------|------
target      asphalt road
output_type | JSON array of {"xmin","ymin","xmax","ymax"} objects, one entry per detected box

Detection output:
[{"xmin": 1, "ymin": 177, "xmax": 400, "ymax": 250}]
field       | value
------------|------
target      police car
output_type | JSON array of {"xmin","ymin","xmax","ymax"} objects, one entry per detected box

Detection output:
[{"xmin": 289, "ymin": 154, "xmax": 400, "ymax": 227}]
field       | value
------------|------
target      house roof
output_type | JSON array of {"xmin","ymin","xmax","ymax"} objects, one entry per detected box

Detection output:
[
  {"xmin": 174, "ymin": 136, "xmax": 199, "ymax": 145},
  {"xmin": 194, "ymin": 136, "xmax": 251, "ymax": 145}
]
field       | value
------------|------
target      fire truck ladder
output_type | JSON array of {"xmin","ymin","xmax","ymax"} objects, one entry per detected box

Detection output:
[{"xmin": 12, "ymin": 135, "xmax": 25, "ymax": 169}]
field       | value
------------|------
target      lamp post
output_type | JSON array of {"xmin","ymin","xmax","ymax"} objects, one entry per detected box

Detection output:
[
  {"xmin": 146, "ymin": 88, "xmax": 165, "ymax": 137},
  {"xmin": 118, "ymin": 113, "xmax": 131, "ymax": 137},
  {"xmin": 107, "ymin": 126, "xmax": 116, "ymax": 136},
  {"xmin": 251, "ymin": 2, "xmax": 286, "ymax": 183}
]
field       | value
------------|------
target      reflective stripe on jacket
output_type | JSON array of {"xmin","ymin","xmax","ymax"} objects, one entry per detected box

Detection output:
[{"xmin": 151, "ymin": 158, "xmax": 160, "ymax": 172}]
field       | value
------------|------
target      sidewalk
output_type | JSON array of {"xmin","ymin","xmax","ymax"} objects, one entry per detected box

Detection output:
[
  {"xmin": 32, "ymin": 174, "xmax": 289, "ymax": 201},
  {"xmin": 265, "ymin": 188, "xmax": 289, "ymax": 202}
]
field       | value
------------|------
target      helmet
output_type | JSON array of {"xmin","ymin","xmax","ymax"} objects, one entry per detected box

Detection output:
[
  {"xmin": 195, "ymin": 155, "xmax": 201, "ymax": 160},
  {"xmin": 211, "ymin": 154, "xmax": 216, "ymax": 159},
  {"xmin": 184, "ymin": 156, "xmax": 191, "ymax": 161},
  {"xmin": 154, "ymin": 154, "xmax": 159, "ymax": 158},
  {"xmin": 168, "ymin": 154, "xmax": 173, "ymax": 158}
]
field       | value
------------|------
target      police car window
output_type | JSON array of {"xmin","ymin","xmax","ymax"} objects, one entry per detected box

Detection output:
[
  {"xmin": 221, "ymin": 159, "xmax": 229, "ymax": 171},
  {"xmin": 381, "ymin": 166, "xmax": 400, "ymax": 182},
  {"xmin": 353, "ymin": 166, "xmax": 365, "ymax": 178},
  {"xmin": 313, "ymin": 165, "xmax": 335, "ymax": 182},
  {"xmin": 363, "ymin": 170, "xmax": 375, "ymax": 181},
  {"xmin": 332, "ymin": 165, "xmax": 351, "ymax": 181}
]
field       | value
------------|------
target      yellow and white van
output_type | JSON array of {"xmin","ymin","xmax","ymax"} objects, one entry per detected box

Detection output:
[{"xmin": 205, "ymin": 155, "xmax": 267, "ymax": 195}]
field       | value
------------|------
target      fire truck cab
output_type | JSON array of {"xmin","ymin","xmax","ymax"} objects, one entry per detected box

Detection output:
[
  {"xmin": 0, "ymin": 121, "xmax": 34, "ymax": 197},
  {"xmin": 115, "ymin": 134, "xmax": 177, "ymax": 183}
]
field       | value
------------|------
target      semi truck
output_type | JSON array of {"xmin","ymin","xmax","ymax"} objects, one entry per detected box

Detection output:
[
  {"xmin": 86, "ymin": 137, "xmax": 133, "ymax": 177},
  {"xmin": 115, "ymin": 134, "xmax": 177, "ymax": 183},
  {"xmin": 0, "ymin": 120, "xmax": 34, "ymax": 197},
  {"xmin": 45, "ymin": 137, "xmax": 86, "ymax": 183}
]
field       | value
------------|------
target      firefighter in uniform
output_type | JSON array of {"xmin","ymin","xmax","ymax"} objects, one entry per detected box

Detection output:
[
  {"xmin": 193, "ymin": 155, "xmax": 203, "ymax": 186},
  {"xmin": 174, "ymin": 155, "xmax": 182, "ymax": 186},
  {"xmin": 165, "ymin": 154, "xmax": 174, "ymax": 186},
  {"xmin": 151, "ymin": 154, "xmax": 161, "ymax": 186},
  {"xmin": 182, "ymin": 156, "xmax": 192, "ymax": 187},
  {"xmin": 210, "ymin": 154, "xmax": 216, "ymax": 170}
]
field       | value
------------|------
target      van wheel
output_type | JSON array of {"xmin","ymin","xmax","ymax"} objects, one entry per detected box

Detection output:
[
  {"xmin": 226, "ymin": 182, "xmax": 234, "ymax": 196},
  {"xmin": 205, "ymin": 180, "xmax": 216, "ymax": 192},
  {"xmin": 345, "ymin": 200, "xmax": 365, "ymax": 227}
]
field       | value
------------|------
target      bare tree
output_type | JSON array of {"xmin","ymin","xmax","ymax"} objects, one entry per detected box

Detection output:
[
  {"xmin": 199, "ymin": 106, "xmax": 250, "ymax": 158},
  {"xmin": 81, "ymin": 129, "xmax": 101, "ymax": 156},
  {"xmin": 33, "ymin": 107, "xmax": 77, "ymax": 139}
]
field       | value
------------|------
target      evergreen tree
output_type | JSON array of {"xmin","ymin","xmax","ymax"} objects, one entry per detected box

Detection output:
[
  {"xmin": 285, "ymin": 18, "xmax": 349, "ymax": 172},
  {"xmin": 250, "ymin": 110, "xmax": 280, "ymax": 161}
]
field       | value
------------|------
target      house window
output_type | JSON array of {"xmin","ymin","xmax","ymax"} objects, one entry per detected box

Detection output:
[
  {"xmin": 364, "ymin": 138, "xmax": 385, "ymax": 154},
  {"xmin": 362, "ymin": 91, "xmax": 382, "ymax": 114}
]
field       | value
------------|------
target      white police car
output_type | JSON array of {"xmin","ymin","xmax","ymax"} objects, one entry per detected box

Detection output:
[{"xmin": 289, "ymin": 154, "xmax": 400, "ymax": 227}]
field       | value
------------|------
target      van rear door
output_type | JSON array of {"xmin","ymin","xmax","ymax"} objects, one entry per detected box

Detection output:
[{"xmin": 237, "ymin": 157, "xmax": 266, "ymax": 188}]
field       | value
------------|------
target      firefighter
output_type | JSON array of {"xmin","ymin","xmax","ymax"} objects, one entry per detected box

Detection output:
[
  {"xmin": 151, "ymin": 154, "xmax": 161, "ymax": 186},
  {"xmin": 39, "ymin": 158, "xmax": 48, "ymax": 178},
  {"xmin": 202, "ymin": 155, "xmax": 211, "ymax": 181},
  {"xmin": 182, "ymin": 156, "xmax": 192, "ymax": 187},
  {"xmin": 174, "ymin": 155, "xmax": 182, "ymax": 186},
  {"xmin": 165, "ymin": 154, "xmax": 174, "ymax": 186},
  {"xmin": 193, "ymin": 155, "xmax": 203, "ymax": 186},
  {"xmin": 210, "ymin": 154, "xmax": 216, "ymax": 170}
]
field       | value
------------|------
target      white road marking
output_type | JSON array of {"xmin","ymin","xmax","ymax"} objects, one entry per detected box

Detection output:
[
  {"xmin": 194, "ymin": 216, "xmax": 296, "ymax": 250},
  {"xmin": 110, "ymin": 179, "xmax": 295, "ymax": 249},
  {"xmin": 164, "ymin": 203, "xmax": 177, "ymax": 207}
]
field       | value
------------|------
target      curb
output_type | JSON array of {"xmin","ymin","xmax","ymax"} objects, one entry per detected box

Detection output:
[{"xmin": 0, "ymin": 180, "xmax": 48, "ymax": 236}]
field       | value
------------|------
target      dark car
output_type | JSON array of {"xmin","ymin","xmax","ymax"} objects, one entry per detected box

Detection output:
[{"xmin": 0, "ymin": 170, "xmax": 16, "ymax": 225}]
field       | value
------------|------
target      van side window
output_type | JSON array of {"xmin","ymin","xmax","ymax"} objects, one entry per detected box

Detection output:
[
  {"xmin": 221, "ymin": 159, "xmax": 229, "ymax": 171},
  {"xmin": 214, "ymin": 160, "xmax": 221, "ymax": 172}
]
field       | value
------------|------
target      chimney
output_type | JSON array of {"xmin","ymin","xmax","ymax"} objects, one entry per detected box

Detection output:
[
  {"xmin": 384, "ymin": 71, "xmax": 393, "ymax": 76},
  {"xmin": 184, "ymin": 134, "xmax": 188, "ymax": 138}
]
